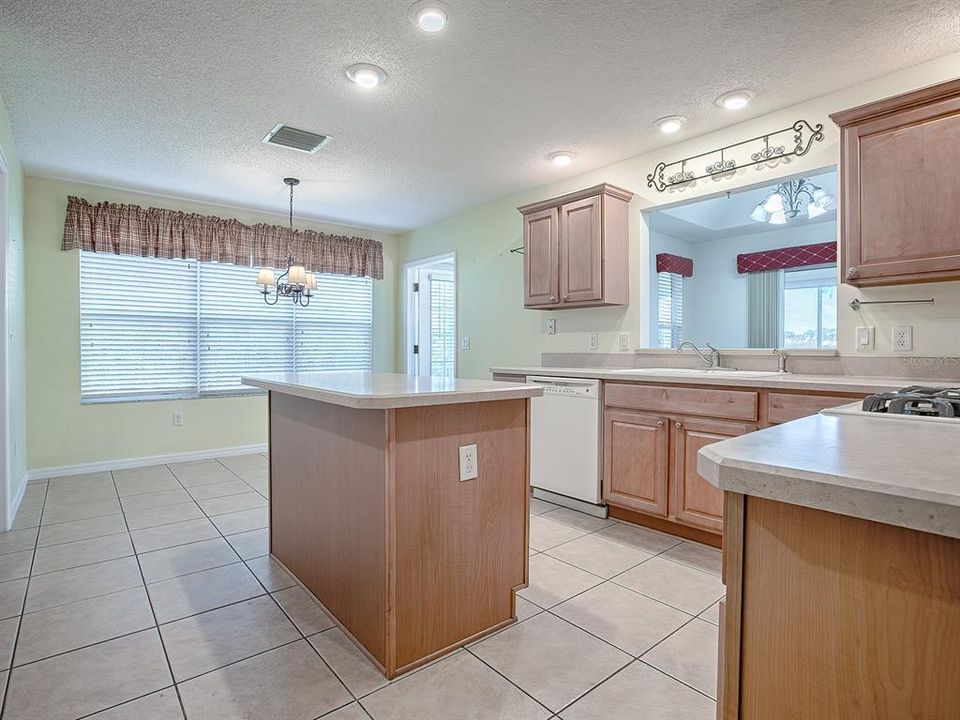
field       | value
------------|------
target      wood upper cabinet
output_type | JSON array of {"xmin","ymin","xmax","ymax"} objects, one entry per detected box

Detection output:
[
  {"xmin": 519, "ymin": 183, "xmax": 633, "ymax": 309},
  {"xmin": 672, "ymin": 417, "xmax": 754, "ymax": 534},
  {"xmin": 831, "ymin": 78, "xmax": 960, "ymax": 286},
  {"xmin": 603, "ymin": 409, "xmax": 670, "ymax": 517}
]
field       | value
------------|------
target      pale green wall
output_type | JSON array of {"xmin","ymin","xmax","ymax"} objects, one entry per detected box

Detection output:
[
  {"xmin": 25, "ymin": 177, "xmax": 399, "ymax": 471},
  {"xmin": 397, "ymin": 52, "xmax": 960, "ymax": 377},
  {"xmin": 0, "ymin": 91, "xmax": 27, "ymax": 506}
]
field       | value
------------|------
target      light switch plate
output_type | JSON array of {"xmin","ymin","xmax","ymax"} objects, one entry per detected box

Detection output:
[
  {"xmin": 458, "ymin": 444, "xmax": 478, "ymax": 482},
  {"xmin": 892, "ymin": 325, "xmax": 913, "ymax": 352},
  {"xmin": 588, "ymin": 332, "xmax": 599, "ymax": 351},
  {"xmin": 172, "ymin": 412, "xmax": 184, "ymax": 427},
  {"xmin": 619, "ymin": 332, "xmax": 630, "ymax": 351},
  {"xmin": 856, "ymin": 326, "xmax": 874, "ymax": 351},
  {"xmin": 460, "ymin": 336, "xmax": 471, "ymax": 350},
  {"xmin": 546, "ymin": 318, "xmax": 557, "ymax": 336}
]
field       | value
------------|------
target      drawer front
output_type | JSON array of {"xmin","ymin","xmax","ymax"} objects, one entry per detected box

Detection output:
[
  {"xmin": 604, "ymin": 383, "xmax": 758, "ymax": 422},
  {"xmin": 767, "ymin": 392, "xmax": 859, "ymax": 425}
]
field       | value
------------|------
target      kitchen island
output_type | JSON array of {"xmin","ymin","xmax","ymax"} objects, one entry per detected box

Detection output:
[
  {"xmin": 241, "ymin": 372, "xmax": 543, "ymax": 679},
  {"xmin": 698, "ymin": 409, "xmax": 960, "ymax": 719}
]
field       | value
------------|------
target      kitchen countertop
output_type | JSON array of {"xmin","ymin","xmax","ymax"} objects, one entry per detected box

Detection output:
[
  {"xmin": 697, "ymin": 408, "xmax": 960, "ymax": 539},
  {"xmin": 242, "ymin": 372, "xmax": 543, "ymax": 410},
  {"xmin": 490, "ymin": 365, "xmax": 952, "ymax": 394}
]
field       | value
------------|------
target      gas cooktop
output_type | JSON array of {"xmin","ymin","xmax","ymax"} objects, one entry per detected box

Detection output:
[{"xmin": 862, "ymin": 386, "xmax": 960, "ymax": 418}]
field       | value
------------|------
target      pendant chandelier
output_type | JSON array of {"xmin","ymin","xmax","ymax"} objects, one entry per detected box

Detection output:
[
  {"xmin": 256, "ymin": 177, "xmax": 316, "ymax": 306},
  {"xmin": 750, "ymin": 177, "xmax": 835, "ymax": 225}
]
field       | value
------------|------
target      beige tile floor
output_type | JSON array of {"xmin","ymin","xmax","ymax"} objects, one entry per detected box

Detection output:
[{"xmin": 0, "ymin": 455, "xmax": 722, "ymax": 719}]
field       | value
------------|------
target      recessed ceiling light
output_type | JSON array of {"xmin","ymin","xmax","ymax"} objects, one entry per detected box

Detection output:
[
  {"xmin": 346, "ymin": 63, "xmax": 387, "ymax": 88},
  {"xmin": 549, "ymin": 151, "xmax": 574, "ymax": 167},
  {"xmin": 409, "ymin": 0, "xmax": 449, "ymax": 32},
  {"xmin": 716, "ymin": 89, "xmax": 756, "ymax": 111},
  {"xmin": 654, "ymin": 115, "xmax": 687, "ymax": 134}
]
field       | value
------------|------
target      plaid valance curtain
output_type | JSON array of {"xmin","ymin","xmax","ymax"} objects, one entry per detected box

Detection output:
[{"xmin": 61, "ymin": 195, "xmax": 384, "ymax": 280}]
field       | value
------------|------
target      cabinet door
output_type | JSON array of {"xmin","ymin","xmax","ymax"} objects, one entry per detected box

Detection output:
[
  {"xmin": 603, "ymin": 409, "xmax": 669, "ymax": 517},
  {"xmin": 840, "ymin": 92, "xmax": 960, "ymax": 286},
  {"xmin": 672, "ymin": 417, "xmax": 755, "ymax": 533},
  {"xmin": 523, "ymin": 207, "xmax": 559, "ymax": 307},
  {"xmin": 558, "ymin": 195, "xmax": 602, "ymax": 303}
]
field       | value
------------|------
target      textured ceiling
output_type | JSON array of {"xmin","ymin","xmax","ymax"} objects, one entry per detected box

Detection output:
[{"xmin": 1, "ymin": 1, "xmax": 959, "ymax": 231}]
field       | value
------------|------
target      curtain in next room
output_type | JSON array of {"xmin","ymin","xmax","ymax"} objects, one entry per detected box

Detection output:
[{"xmin": 747, "ymin": 269, "xmax": 784, "ymax": 347}]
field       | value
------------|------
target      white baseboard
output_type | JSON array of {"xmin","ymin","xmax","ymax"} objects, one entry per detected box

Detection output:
[
  {"xmin": 6, "ymin": 470, "xmax": 28, "ymax": 530},
  {"xmin": 26, "ymin": 443, "xmax": 268, "ymax": 481}
]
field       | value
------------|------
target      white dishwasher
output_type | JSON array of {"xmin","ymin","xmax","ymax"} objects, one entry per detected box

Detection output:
[{"xmin": 526, "ymin": 376, "xmax": 606, "ymax": 517}]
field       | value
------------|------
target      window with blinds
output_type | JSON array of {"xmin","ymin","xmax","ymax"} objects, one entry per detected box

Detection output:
[
  {"xmin": 657, "ymin": 272, "xmax": 683, "ymax": 349},
  {"xmin": 428, "ymin": 272, "xmax": 456, "ymax": 378},
  {"xmin": 80, "ymin": 251, "xmax": 373, "ymax": 402}
]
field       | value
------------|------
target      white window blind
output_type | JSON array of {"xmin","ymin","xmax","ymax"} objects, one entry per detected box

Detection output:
[
  {"xmin": 657, "ymin": 272, "xmax": 683, "ymax": 349},
  {"xmin": 80, "ymin": 252, "xmax": 373, "ymax": 402},
  {"xmin": 428, "ymin": 272, "xmax": 455, "ymax": 379}
]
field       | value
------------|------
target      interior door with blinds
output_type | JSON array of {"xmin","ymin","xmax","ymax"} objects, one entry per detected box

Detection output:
[{"xmin": 406, "ymin": 254, "xmax": 456, "ymax": 378}]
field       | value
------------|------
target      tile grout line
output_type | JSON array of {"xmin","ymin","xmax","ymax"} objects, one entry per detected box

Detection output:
[
  {"xmin": 0, "ymin": 477, "xmax": 49, "ymax": 719},
  {"xmin": 461, "ymin": 645, "xmax": 564, "ymax": 717},
  {"xmin": 107, "ymin": 469, "xmax": 190, "ymax": 720},
  {"xmin": 206, "ymin": 461, "xmax": 365, "ymax": 706},
  {"xmin": 164, "ymin": 459, "xmax": 356, "ymax": 709}
]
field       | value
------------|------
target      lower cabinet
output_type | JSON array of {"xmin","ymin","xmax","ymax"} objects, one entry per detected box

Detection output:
[
  {"xmin": 603, "ymin": 410, "xmax": 670, "ymax": 516},
  {"xmin": 603, "ymin": 409, "xmax": 752, "ymax": 535},
  {"xmin": 672, "ymin": 418, "xmax": 755, "ymax": 533}
]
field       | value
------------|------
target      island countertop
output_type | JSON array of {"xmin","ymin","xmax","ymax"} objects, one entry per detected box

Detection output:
[
  {"xmin": 697, "ymin": 408, "xmax": 960, "ymax": 539},
  {"xmin": 242, "ymin": 371, "xmax": 543, "ymax": 409}
]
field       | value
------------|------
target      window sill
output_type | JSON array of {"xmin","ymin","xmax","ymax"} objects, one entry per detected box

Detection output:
[{"xmin": 81, "ymin": 389, "xmax": 267, "ymax": 405}]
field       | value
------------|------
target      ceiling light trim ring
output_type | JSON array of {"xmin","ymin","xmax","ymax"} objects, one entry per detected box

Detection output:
[
  {"xmin": 655, "ymin": 115, "xmax": 688, "ymax": 134},
  {"xmin": 549, "ymin": 151, "xmax": 575, "ymax": 166},
  {"xmin": 716, "ymin": 89, "xmax": 757, "ymax": 110},
  {"xmin": 409, "ymin": 0, "xmax": 449, "ymax": 31},
  {"xmin": 346, "ymin": 63, "xmax": 387, "ymax": 88}
]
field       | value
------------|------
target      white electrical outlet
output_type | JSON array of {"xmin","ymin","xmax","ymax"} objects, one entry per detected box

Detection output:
[
  {"xmin": 458, "ymin": 444, "xmax": 478, "ymax": 482},
  {"xmin": 892, "ymin": 325, "xmax": 913, "ymax": 352},
  {"xmin": 460, "ymin": 336, "xmax": 471, "ymax": 350},
  {"xmin": 588, "ymin": 332, "xmax": 599, "ymax": 350},
  {"xmin": 856, "ymin": 326, "xmax": 875, "ymax": 351},
  {"xmin": 619, "ymin": 332, "xmax": 630, "ymax": 351},
  {"xmin": 172, "ymin": 412, "xmax": 184, "ymax": 427},
  {"xmin": 546, "ymin": 318, "xmax": 557, "ymax": 336}
]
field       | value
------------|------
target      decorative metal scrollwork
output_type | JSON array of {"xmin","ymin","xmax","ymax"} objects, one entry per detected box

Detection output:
[{"xmin": 646, "ymin": 119, "xmax": 825, "ymax": 192}]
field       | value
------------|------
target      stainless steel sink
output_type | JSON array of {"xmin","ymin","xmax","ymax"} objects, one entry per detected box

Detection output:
[{"xmin": 610, "ymin": 368, "xmax": 783, "ymax": 378}]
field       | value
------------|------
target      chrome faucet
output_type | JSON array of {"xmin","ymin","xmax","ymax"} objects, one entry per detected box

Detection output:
[
  {"xmin": 772, "ymin": 347, "xmax": 789, "ymax": 373},
  {"xmin": 677, "ymin": 340, "xmax": 721, "ymax": 368}
]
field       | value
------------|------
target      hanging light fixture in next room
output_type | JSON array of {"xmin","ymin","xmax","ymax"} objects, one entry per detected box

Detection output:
[
  {"xmin": 256, "ymin": 177, "xmax": 317, "ymax": 306},
  {"xmin": 750, "ymin": 177, "xmax": 836, "ymax": 225}
]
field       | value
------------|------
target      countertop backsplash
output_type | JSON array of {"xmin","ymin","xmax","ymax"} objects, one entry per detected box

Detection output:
[{"xmin": 540, "ymin": 351, "xmax": 960, "ymax": 381}]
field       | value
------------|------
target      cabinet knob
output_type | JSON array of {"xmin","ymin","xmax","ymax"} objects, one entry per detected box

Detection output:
[
  {"xmin": 656, "ymin": 420, "xmax": 664, "ymax": 427},
  {"xmin": 561, "ymin": 293, "xmax": 568, "ymax": 302},
  {"xmin": 675, "ymin": 421, "xmax": 682, "ymax": 429},
  {"xmin": 846, "ymin": 266, "xmax": 859, "ymax": 279},
  {"xmin": 549, "ymin": 295, "xmax": 557, "ymax": 303}
]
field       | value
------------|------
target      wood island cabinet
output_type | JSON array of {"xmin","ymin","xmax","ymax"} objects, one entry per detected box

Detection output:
[
  {"xmin": 519, "ymin": 183, "xmax": 633, "ymax": 309},
  {"xmin": 831, "ymin": 78, "xmax": 960, "ymax": 287}
]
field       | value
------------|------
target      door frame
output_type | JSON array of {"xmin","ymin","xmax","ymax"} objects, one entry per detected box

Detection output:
[
  {"xmin": 402, "ymin": 251, "xmax": 457, "ymax": 376},
  {"xmin": 0, "ymin": 147, "xmax": 10, "ymax": 530}
]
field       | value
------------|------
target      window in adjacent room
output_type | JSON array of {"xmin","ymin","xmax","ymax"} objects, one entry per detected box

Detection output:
[
  {"xmin": 782, "ymin": 265, "xmax": 837, "ymax": 349},
  {"xmin": 657, "ymin": 271, "xmax": 684, "ymax": 349},
  {"xmin": 79, "ymin": 251, "xmax": 373, "ymax": 402}
]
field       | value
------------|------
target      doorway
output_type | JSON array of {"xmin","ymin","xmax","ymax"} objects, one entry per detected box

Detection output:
[{"xmin": 404, "ymin": 252, "xmax": 457, "ymax": 378}]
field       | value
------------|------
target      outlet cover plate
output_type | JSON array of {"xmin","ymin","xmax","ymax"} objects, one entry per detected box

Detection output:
[
  {"xmin": 458, "ymin": 444, "xmax": 478, "ymax": 482},
  {"xmin": 588, "ymin": 332, "xmax": 599, "ymax": 351},
  {"xmin": 892, "ymin": 325, "xmax": 913, "ymax": 352}
]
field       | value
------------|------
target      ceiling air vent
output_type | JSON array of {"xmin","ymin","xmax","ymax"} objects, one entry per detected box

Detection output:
[{"xmin": 261, "ymin": 124, "xmax": 330, "ymax": 154}]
